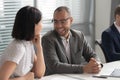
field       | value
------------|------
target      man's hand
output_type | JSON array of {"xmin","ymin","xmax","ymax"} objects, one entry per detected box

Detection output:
[{"xmin": 83, "ymin": 58, "xmax": 102, "ymax": 73}]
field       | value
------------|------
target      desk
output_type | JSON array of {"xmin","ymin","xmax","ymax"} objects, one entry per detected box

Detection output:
[{"xmin": 36, "ymin": 61, "xmax": 120, "ymax": 80}]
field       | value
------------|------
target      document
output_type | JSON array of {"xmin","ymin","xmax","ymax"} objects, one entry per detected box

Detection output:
[
  {"xmin": 93, "ymin": 61, "xmax": 120, "ymax": 78},
  {"xmin": 110, "ymin": 69, "xmax": 120, "ymax": 77}
]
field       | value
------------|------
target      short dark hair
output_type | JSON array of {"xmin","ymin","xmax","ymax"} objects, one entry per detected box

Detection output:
[
  {"xmin": 54, "ymin": 6, "xmax": 71, "ymax": 16},
  {"xmin": 12, "ymin": 6, "xmax": 42, "ymax": 41},
  {"xmin": 114, "ymin": 5, "xmax": 120, "ymax": 18}
]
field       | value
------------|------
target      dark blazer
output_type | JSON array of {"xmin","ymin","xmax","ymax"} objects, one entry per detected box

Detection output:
[
  {"xmin": 102, "ymin": 24, "xmax": 120, "ymax": 62},
  {"xmin": 42, "ymin": 29, "xmax": 99, "ymax": 75}
]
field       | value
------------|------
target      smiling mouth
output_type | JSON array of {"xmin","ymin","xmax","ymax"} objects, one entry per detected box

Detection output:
[{"xmin": 57, "ymin": 28, "xmax": 66, "ymax": 34}]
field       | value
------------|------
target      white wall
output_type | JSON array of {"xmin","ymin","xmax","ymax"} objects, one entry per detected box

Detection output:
[{"xmin": 95, "ymin": 0, "xmax": 111, "ymax": 63}]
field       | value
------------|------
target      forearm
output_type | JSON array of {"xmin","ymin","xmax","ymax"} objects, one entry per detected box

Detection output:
[
  {"xmin": 34, "ymin": 45, "xmax": 45, "ymax": 78},
  {"xmin": 0, "ymin": 77, "xmax": 24, "ymax": 80},
  {"xmin": 48, "ymin": 62, "xmax": 84, "ymax": 74},
  {"xmin": 9, "ymin": 77, "xmax": 24, "ymax": 80},
  {"xmin": 0, "ymin": 70, "xmax": 34, "ymax": 80},
  {"xmin": 9, "ymin": 72, "xmax": 34, "ymax": 80}
]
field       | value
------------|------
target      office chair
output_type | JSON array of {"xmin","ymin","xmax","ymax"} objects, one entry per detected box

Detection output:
[{"xmin": 95, "ymin": 39, "xmax": 109, "ymax": 62}]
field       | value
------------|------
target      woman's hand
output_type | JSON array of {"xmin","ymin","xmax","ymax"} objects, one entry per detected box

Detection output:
[
  {"xmin": 32, "ymin": 34, "xmax": 45, "ymax": 78},
  {"xmin": 23, "ymin": 72, "xmax": 34, "ymax": 80},
  {"xmin": 32, "ymin": 34, "xmax": 42, "ymax": 48}
]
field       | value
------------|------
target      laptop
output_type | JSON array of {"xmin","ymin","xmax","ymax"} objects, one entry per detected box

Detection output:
[
  {"xmin": 110, "ymin": 68, "xmax": 120, "ymax": 78},
  {"xmin": 93, "ymin": 68, "xmax": 120, "ymax": 78}
]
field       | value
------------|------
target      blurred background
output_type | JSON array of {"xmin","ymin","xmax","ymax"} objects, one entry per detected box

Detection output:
[{"xmin": 0, "ymin": 0, "xmax": 119, "ymax": 63}]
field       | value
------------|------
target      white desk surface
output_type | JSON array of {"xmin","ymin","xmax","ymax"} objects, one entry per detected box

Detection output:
[{"xmin": 35, "ymin": 61, "xmax": 120, "ymax": 80}]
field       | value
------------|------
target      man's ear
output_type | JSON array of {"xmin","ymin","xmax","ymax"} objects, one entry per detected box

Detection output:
[{"xmin": 70, "ymin": 17, "xmax": 73, "ymax": 23}]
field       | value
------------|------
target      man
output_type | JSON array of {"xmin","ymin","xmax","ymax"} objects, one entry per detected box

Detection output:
[
  {"xmin": 102, "ymin": 5, "xmax": 120, "ymax": 62},
  {"xmin": 42, "ymin": 6, "xmax": 102, "ymax": 75}
]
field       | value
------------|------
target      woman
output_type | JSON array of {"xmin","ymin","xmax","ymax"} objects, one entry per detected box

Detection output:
[{"xmin": 0, "ymin": 6, "xmax": 45, "ymax": 80}]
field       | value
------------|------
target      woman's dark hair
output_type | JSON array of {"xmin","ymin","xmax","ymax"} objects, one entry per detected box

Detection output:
[{"xmin": 12, "ymin": 6, "xmax": 42, "ymax": 41}]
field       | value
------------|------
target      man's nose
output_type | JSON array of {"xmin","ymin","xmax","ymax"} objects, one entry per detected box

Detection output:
[{"xmin": 56, "ymin": 21, "xmax": 63, "ymax": 27}]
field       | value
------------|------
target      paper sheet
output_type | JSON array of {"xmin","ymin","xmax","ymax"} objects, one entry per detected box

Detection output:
[{"xmin": 93, "ymin": 61, "xmax": 120, "ymax": 77}]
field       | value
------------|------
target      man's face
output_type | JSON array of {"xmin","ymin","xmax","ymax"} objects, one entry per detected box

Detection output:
[
  {"xmin": 116, "ymin": 14, "xmax": 120, "ymax": 26},
  {"xmin": 53, "ymin": 10, "xmax": 73, "ymax": 37}
]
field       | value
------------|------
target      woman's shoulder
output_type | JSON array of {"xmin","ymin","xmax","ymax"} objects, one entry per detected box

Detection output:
[
  {"xmin": 4, "ymin": 39, "xmax": 27, "ymax": 54},
  {"xmin": 10, "ymin": 39, "xmax": 31, "ymax": 46},
  {"xmin": 9, "ymin": 39, "xmax": 24, "ymax": 48}
]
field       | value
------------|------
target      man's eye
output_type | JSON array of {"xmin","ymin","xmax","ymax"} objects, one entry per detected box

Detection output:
[{"xmin": 61, "ymin": 20, "xmax": 66, "ymax": 23}]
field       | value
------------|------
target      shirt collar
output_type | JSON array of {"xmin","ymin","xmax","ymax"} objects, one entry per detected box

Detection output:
[
  {"xmin": 114, "ymin": 22, "xmax": 120, "ymax": 33},
  {"xmin": 61, "ymin": 31, "xmax": 71, "ymax": 42}
]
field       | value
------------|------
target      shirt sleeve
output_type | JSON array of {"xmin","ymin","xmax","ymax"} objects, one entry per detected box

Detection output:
[{"xmin": 4, "ymin": 41, "xmax": 25, "ymax": 64}]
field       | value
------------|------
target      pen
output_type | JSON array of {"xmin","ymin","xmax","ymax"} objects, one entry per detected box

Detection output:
[{"xmin": 93, "ymin": 75, "xmax": 108, "ymax": 78}]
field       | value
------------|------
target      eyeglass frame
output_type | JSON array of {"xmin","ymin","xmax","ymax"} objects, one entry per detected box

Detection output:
[{"xmin": 52, "ymin": 17, "xmax": 71, "ymax": 24}]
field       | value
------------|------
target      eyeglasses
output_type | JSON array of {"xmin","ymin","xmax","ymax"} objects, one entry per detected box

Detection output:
[{"xmin": 52, "ymin": 17, "xmax": 70, "ymax": 24}]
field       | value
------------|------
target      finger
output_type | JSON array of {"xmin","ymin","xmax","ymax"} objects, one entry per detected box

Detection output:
[
  {"xmin": 91, "ymin": 68, "xmax": 100, "ymax": 73},
  {"xmin": 92, "ymin": 69, "xmax": 100, "ymax": 73},
  {"xmin": 89, "ymin": 58, "xmax": 97, "ymax": 64},
  {"xmin": 92, "ymin": 65, "xmax": 101, "ymax": 73},
  {"xmin": 90, "ymin": 58, "xmax": 97, "ymax": 62}
]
